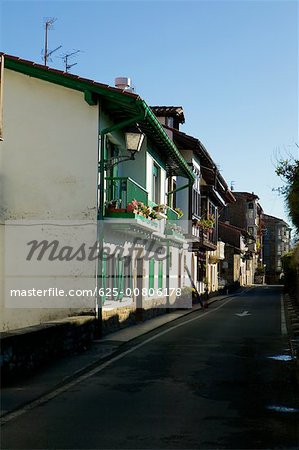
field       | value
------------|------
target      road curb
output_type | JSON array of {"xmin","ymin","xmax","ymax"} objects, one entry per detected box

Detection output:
[{"xmin": 282, "ymin": 293, "xmax": 299, "ymax": 384}]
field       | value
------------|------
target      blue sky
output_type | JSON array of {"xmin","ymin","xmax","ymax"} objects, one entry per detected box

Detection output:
[{"xmin": 1, "ymin": 0, "xmax": 298, "ymax": 227}]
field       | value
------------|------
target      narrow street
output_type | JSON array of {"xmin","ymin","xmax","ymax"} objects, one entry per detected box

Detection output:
[{"xmin": 1, "ymin": 286, "xmax": 299, "ymax": 449}]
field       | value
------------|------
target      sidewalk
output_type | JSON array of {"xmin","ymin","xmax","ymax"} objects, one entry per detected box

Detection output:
[{"xmin": 0, "ymin": 291, "xmax": 239, "ymax": 418}]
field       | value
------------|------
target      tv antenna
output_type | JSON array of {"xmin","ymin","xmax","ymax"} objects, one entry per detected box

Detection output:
[
  {"xmin": 61, "ymin": 50, "xmax": 81, "ymax": 73},
  {"xmin": 42, "ymin": 17, "xmax": 62, "ymax": 66}
]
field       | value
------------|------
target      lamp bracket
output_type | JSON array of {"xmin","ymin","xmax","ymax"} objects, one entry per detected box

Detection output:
[{"xmin": 104, "ymin": 154, "xmax": 135, "ymax": 170}]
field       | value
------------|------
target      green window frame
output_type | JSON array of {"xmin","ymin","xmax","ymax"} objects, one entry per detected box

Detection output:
[
  {"xmin": 116, "ymin": 256, "xmax": 124, "ymax": 300},
  {"xmin": 158, "ymin": 260, "xmax": 163, "ymax": 289},
  {"xmin": 100, "ymin": 254, "xmax": 107, "ymax": 304},
  {"xmin": 152, "ymin": 162, "xmax": 160, "ymax": 204},
  {"xmin": 149, "ymin": 259, "xmax": 155, "ymax": 290},
  {"xmin": 124, "ymin": 256, "xmax": 133, "ymax": 292}
]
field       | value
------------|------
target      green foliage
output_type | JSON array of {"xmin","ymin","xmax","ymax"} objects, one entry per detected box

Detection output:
[
  {"xmin": 275, "ymin": 149, "xmax": 299, "ymax": 233},
  {"xmin": 255, "ymin": 266, "xmax": 265, "ymax": 275},
  {"xmin": 281, "ymin": 250, "xmax": 298, "ymax": 295},
  {"xmin": 174, "ymin": 207, "xmax": 184, "ymax": 218},
  {"xmin": 194, "ymin": 215, "xmax": 215, "ymax": 230}
]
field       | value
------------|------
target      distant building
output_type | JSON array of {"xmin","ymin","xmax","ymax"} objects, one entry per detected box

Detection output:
[
  {"xmin": 151, "ymin": 105, "xmax": 235, "ymax": 294},
  {"xmin": 262, "ymin": 214, "xmax": 292, "ymax": 284},
  {"xmin": 218, "ymin": 222, "xmax": 252, "ymax": 287},
  {"xmin": 220, "ymin": 192, "xmax": 264, "ymax": 284}
]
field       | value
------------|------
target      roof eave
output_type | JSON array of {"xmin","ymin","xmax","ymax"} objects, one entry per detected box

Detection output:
[{"xmin": 3, "ymin": 54, "xmax": 195, "ymax": 182}]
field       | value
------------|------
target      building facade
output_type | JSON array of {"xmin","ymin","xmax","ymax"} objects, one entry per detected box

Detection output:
[
  {"xmin": 262, "ymin": 214, "xmax": 292, "ymax": 284},
  {"xmin": 220, "ymin": 191, "xmax": 264, "ymax": 285},
  {"xmin": 151, "ymin": 106, "xmax": 235, "ymax": 294},
  {"xmin": 0, "ymin": 54, "xmax": 195, "ymax": 331}
]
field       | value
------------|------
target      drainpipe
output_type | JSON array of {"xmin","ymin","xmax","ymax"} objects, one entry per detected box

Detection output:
[{"xmin": 96, "ymin": 112, "xmax": 146, "ymax": 336}]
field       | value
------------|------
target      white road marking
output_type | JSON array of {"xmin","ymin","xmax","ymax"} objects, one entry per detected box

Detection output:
[
  {"xmin": 235, "ymin": 310, "xmax": 251, "ymax": 317},
  {"xmin": 280, "ymin": 293, "xmax": 287, "ymax": 336},
  {"xmin": 1, "ymin": 295, "xmax": 238, "ymax": 426}
]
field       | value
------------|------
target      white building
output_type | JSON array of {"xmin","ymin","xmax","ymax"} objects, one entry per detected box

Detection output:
[{"xmin": 0, "ymin": 54, "xmax": 195, "ymax": 331}]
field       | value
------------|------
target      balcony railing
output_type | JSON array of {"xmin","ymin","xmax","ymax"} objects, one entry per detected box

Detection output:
[
  {"xmin": 105, "ymin": 177, "xmax": 148, "ymax": 207},
  {"xmin": 104, "ymin": 177, "xmax": 186, "ymax": 241},
  {"xmin": 167, "ymin": 207, "xmax": 179, "ymax": 223},
  {"xmin": 165, "ymin": 207, "xmax": 185, "ymax": 240}
]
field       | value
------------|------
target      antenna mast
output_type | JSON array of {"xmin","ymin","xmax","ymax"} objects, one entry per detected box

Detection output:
[
  {"xmin": 43, "ymin": 17, "xmax": 62, "ymax": 66},
  {"xmin": 62, "ymin": 50, "xmax": 81, "ymax": 73}
]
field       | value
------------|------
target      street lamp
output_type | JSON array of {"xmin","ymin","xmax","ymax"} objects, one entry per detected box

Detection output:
[{"xmin": 104, "ymin": 131, "xmax": 145, "ymax": 170}]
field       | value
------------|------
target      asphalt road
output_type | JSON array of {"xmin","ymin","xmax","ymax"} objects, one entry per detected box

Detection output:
[{"xmin": 1, "ymin": 286, "xmax": 299, "ymax": 449}]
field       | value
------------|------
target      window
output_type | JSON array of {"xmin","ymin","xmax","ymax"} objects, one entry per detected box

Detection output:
[
  {"xmin": 248, "ymin": 202, "xmax": 254, "ymax": 209},
  {"xmin": 106, "ymin": 255, "xmax": 115, "ymax": 293},
  {"xmin": 103, "ymin": 255, "xmax": 125, "ymax": 301},
  {"xmin": 192, "ymin": 173, "xmax": 201, "ymax": 218},
  {"xmin": 152, "ymin": 163, "xmax": 160, "ymax": 204},
  {"xmin": 124, "ymin": 256, "xmax": 133, "ymax": 292},
  {"xmin": 116, "ymin": 256, "xmax": 125, "ymax": 300},
  {"xmin": 172, "ymin": 179, "xmax": 177, "ymax": 209},
  {"xmin": 248, "ymin": 227, "xmax": 254, "ymax": 236},
  {"xmin": 166, "ymin": 117, "xmax": 174, "ymax": 128}
]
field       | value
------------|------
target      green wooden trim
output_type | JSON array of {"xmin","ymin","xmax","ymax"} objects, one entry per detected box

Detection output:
[
  {"xmin": 158, "ymin": 261, "xmax": 163, "ymax": 289},
  {"xmin": 105, "ymin": 177, "xmax": 147, "ymax": 194},
  {"xmin": 4, "ymin": 57, "xmax": 137, "ymax": 105},
  {"xmin": 102, "ymin": 254, "xmax": 107, "ymax": 303},
  {"xmin": 84, "ymin": 90, "xmax": 97, "ymax": 105},
  {"xmin": 104, "ymin": 211, "xmax": 158, "ymax": 228},
  {"xmin": 149, "ymin": 259, "xmax": 155, "ymax": 290},
  {"xmin": 101, "ymin": 115, "xmax": 145, "ymax": 136},
  {"xmin": 147, "ymin": 145, "xmax": 167, "ymax": 171},
  {"xmin": 117, "ymin": 256, "xmax": 124, "ymax": 300},
  {"xmin": 4, "ymin": 56, "xmax": 195, "ymax": 182}
]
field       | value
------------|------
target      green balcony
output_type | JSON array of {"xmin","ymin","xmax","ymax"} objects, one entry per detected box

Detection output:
[
  {"xmin": 167, "ymin": 207, "xmax": 179, "ymax": 223},
  {"xmin": 105, "ymin": 177, "xmax": 148, "ymax": 209},
  {"xmin": 104, "ymin": 177, "xmax": 158, "ymax": 233},
  {"xmin": 165, "ymin": 207, "xmax": 185, "ymax": 241}
]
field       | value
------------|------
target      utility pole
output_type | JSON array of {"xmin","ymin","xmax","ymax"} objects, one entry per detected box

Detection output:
[{"xmin": 43, "ymin": 17, "xmax": 62, "ymax": 66}]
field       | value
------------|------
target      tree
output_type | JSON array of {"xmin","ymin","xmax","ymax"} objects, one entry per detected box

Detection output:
[{"xmin": 275, "ymin": 145, "xmax": 299, "ymax": 234}]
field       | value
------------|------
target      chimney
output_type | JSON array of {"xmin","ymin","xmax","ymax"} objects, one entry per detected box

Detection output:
[{"xmin": 114, "ymin": 77, "xmax": 133, "ymax": 92}]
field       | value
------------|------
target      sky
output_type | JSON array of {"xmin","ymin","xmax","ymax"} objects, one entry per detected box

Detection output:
[{"xmin": 0, "ymin": 0, "xmax": 298, "ymax": 227}]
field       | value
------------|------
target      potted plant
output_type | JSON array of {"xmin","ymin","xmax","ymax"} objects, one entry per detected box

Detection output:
[
  {"xmin": 126, "ymin": 200, "xmax": 158, "ymax": 221},
  {"xmin": 153, "ymin": 204, "xmax": 167, "ymax": 220},
  {"xmin": 149, "ymin": 210, "xmax": 158, "ymax": 220},
  {"xmin": 196, "ymin": 215, "xmax": 215, "ymax": 231},
  {"xmin": 127, "ymin": 199, "xmax": 139, "ymax": 213},
  {"xmin": 106, "ymin": 199, "xmax": 118, "ymax": 211},
  {"xmin": 174, "ymin": 207, "xmax": 184, "ymax": 219},
  {"xmin": 153, "ymin": 204, "xmax": 166, "ymax": 213},
  {"xmin": 105, "ymin": 199, "xmax": 127, "ymax": 214}
]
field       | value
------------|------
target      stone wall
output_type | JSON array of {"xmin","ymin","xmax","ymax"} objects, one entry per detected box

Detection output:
[
  {"xmin": 0, "ymin": 316, "xmax": 96, "ymax": 384},
  {"xmin": 1, "ymin": 301, "xmax": 176, "ymax": 383}
]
